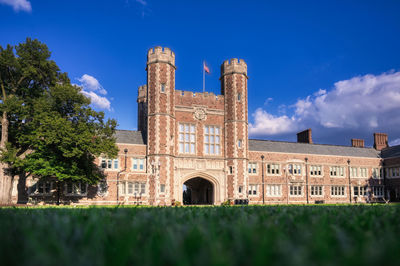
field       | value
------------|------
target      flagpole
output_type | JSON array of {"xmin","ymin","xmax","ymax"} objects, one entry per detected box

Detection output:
[{"xmin": 203, "ymin": 61, "xmax": 205, "ymax": 93}]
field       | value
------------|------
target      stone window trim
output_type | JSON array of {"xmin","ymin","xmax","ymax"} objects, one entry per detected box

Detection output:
[
  {"xmin": 160, "ymin": 184, "xmax": 166, "ymax": 194},
  {"xmin": 238, "ymin": 139, "xmax": 243, "ymax": 149},
  {"xmin": 204, "ymin": 125, "xmax": 221, "ymax": 156},
  {"xmin": 120, "ymin": 181, "xmax": 146, "ymax": 196},
  {"xmin": 287, "ymin": 164, "xmax": 302, "ymax": 176},
  {"xmin": 178, "ymin": 123, "xmax": 196, "ymax": 154},
  {"xmin": 238, "ymin": 185, "xmax": 243, "ymax": 194},
  {"xmin": 309, "ymin": 165, "xmax": 323, "ymax": 177},
  {"xmin": 289, "ymin": 185, "xmax": 303, "ymax": 197},
  {"xmin": 372, "ymin": 186, "xmax": 384, "ymax": 197},
  {"xmin": 310, "ymin": 185, "xmax": 324, "ymax": 197},
  {"xmin": 160, "ymin": 83, "xmax": 166, "ymax": 93},
  {"xmin": 350, "ymin": 167, "xmax": 368, "ymax": 178},
  {"xmin": 266, "ymin": 163, "xmax": 281, "ymax": 176},
  {"xmin": 237, "ymin": 92, "xmax": 242, "ymax": 102},
  {"xmin": 330, "ymin": 186, "xmax": 346, "ymax": 197},
  {"xmin": 329, "ymin": 166, "xmax": 346, "ymax": 178},
  {"xmin": 248, "ymin": 184, "xmax": 258, "ymax": 196},
  {"xmin": 385, "ymin": 167, "xmax": 400, "ymax": 179},
  {"xmin": 248, "ymin": 162, "xmax": 257, "ymax": 175},
  {"xmin": 132, "ymin": 158, "xmax": 145, "ymax": 172},
  {"xmin": 29, "ymin": 180, "xmax": 56, "ymax": 196},
  {"xmin": 64, "ymin": 182, "xmax": 88, "ymax": 196},
  {"xmin": 100, "ymin": 158, "xmax": 120, "ymax": 171},
  {"xmin": 266, "ymin": 184, "xmax": 282, "ymax": 197},
  {"xmin": 372, "ymin": 168, "xmax": 383, "ymax": 179},
  {"xmin": 353, "ymin": 185, "xmax": 368, "ymax": 197}
]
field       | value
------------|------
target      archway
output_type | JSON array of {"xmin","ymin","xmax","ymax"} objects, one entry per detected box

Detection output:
[{"xmin": 183, "ymin": 177, "xmax": 214, "ymax": 205}]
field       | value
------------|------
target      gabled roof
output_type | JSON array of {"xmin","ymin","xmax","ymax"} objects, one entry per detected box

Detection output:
[
  {"xmin": 381, "ymin": 145, "xmax": 400, "ymax": 159},
  {"xmin": 249, "ymin": 139, "xmax": 381, "ymax": 158},
  {"xmin": 115, "ymin": 130, "xmax": 145, "ymax": 145}
]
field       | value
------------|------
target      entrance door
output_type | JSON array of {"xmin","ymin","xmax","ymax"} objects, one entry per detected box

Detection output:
[{"xmin": 183, "ymin": 177, "xmax": 214, "ymax": 205}]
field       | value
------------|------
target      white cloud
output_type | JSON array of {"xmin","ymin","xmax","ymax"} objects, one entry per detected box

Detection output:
[
  {"xmin": 249, "ymin": 108, "xmax": 298, "ymax": 136},
  {"xmin": 76, "ymin": 74, "xmax": 111, "ymax": 111},
  {"xmin": 80, "ymin": 90, "xmax": 111, "ymax": 111},
  {"xmin": 390, "ymin": 138, "xmax": 400, "ymax": 147},
  {"xmin": 249, "ymin": 70, "xmax": 400, "ymax": 145},
  {"xmin": 77, "ymin": 74, "xmax": 107, "ymax": 95},
  {"xmin": 0, "ymin": 0, "xmax": 31, "ymax": 12},
  {"xmin": 136, "ymin": 0, "xmax": 147, "ymax": 6}
]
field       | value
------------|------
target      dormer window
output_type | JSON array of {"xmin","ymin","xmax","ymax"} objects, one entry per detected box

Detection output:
[{"xmin": 161, "ymin": 84, "xmax": 166, "ymax": 93}]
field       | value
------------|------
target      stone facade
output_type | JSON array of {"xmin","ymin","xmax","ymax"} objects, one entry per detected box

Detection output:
[{"xmin": 16, "ymin": 46, "xmax": 400, "ymax": 205}]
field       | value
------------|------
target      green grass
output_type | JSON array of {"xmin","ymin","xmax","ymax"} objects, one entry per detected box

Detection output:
[{"xmin": 1, "ymin": 205, "xmax": 399, "ymax": 266}]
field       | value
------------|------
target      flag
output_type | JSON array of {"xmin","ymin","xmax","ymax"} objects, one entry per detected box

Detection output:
[{"xmin": 203, "ymin": 61, "xmax": 210, "ymax": 74}]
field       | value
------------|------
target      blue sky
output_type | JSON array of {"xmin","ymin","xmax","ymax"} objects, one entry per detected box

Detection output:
[{"xmin": 1, "ymin": 0, "xmax": 400, "ymax": 147}]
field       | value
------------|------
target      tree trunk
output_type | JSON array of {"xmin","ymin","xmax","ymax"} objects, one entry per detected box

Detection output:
[{"xmin": 0, "ymin": 111, "xmax": 12, "ymax": 205}]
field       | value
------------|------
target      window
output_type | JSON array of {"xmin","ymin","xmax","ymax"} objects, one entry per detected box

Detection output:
[
  {"xmin": 267, "ymin": 164, "xmax": 280, "ymax": 175},
  {"xmin": 179, "ymin": 123, "xmax": 196, "ymax": 154},
  {"xmin": 161, "ymin": 83, "xmax": 166, "ymax": 93},
  {"xmin": 29, "ymin": 180, "xmax": 54, "ymax": 195},
  {"xmin": 350, "ymin": 167, "xmax": 358, "ymax": 178},
  {"xmin": 310, "ymin": 165, "xmax": 322, "ymax": 176},
  {"xmin": 229, "ymin": 166, "xmax": 233, "ymax": 174},
  {"xmin": 160, "ymin": 184, "xmax": 165, "ymax": 193},
  {"xmin": 290, "ymin": 185, "xmax": 302, "ymax": 196},
  {"xmin": 387, "ymin": 167, "xmax": 400, "ymax": 178},
  {"xmin": 331, "ymin": 186, "xmax": 345, "ymax": 196},
  {"xmin": 266, "ymin": 185, "xmax": 282, "ymax": 196},
  {"xmin": 330, "ymin": 166, "xmax": 345, "ymax": 177},
  {"xmin": 237, "ymin": 93, "xmax": 242, "ymax": 101},
  {"xmin": 310, "ymin": 186, "xmax": 323, "ymax": 196},
  {"xmin": 248, "ymin": 184, "xmax": 258, "ymax": 195},
  {"xmin": 238, "ymin": 186, "xmax": 243, "ymax": 194},
  {"xmin": 65, "ymin": 182, "xmax": 87, "ymax": 196},
  {"xmin": 288, "ymin": 164, "xmax": 301, "ymax": 175},
  {"xmin": 120, "ymin": 181, "xmax": 146, "ymax": 195},
  {"xmin": 204, "ymin": 125, "xmax": 220, "ymax": 155},
  {"xmin": 132, "ymin": 158, "xmax": 145, "ymax": 171},
  {"xmin": 248, "ymin": 162, "xmax": 257, "ymax": 174},
  {"xmin": 372, "ymin": 168, "xmax": 382, "ymax": 179},
  {"xmin": 353, "ymin": 186, "xmax": 367, "ymax": 197},
  {"xmin": 101, "ymin": 158, "xmax": 119, "ymax": 170},
  {"xmin": 372, "ymin": 186, "xmax": 384, "ymax": 197},
  {"xmin": 360, "ymin": 168, "xmax": 367, "ymax": 178},
  {"xmin": 238, "ymin": 139, "xmax": 242, "ymax": 148}
]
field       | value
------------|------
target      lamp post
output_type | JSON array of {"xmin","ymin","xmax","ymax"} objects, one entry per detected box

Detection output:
[
  {"xmin": 261, "ymin": 155, "xmax": 265, "ymax": 205},
  {"xmin": 116, "ymin": 148, "xmax": 128, "ymax": 205},
  {"xmin": 305, "ymin": 157, "xmax": 309, "ymax": 204},
  {"xmin": 347, "ymin": 159, "xmax": 352, "ymax": 203}
]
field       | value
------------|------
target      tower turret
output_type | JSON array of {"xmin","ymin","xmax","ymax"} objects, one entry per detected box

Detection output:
[
  {"xmin": 221, "ymin": 58, "xmax": 249, "ymax": 200},
  {"xmin": 146, "ymin": 46, "xmax": 176, "ymax": 205},
  {"xmin": 137, "ymin": 84, "xmax": 148, "ymax": 143}
]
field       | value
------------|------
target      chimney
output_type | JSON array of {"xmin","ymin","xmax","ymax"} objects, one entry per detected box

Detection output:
[
  {"xmin": 297, "ymin": 128, "xmax": 312, "ymax": 144},
  {"xmin": 373, "ymin": 133, "xmax": 388, "ymax": 151},
  {"xmin": 351, "ymin": 139, "xmax": 364, "ymax": 148}
]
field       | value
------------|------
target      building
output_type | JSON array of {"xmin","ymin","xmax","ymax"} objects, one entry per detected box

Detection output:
[{"xmin": 16, "ymin": 46, "xmax": 400, "ymax": 205}]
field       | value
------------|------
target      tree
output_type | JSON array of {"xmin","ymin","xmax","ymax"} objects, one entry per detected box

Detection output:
[{"xmin": 0, "ymin": 38, "xmax": 118, "ymax": 204}]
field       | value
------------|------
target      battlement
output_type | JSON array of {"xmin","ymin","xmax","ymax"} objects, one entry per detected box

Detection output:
[
  {"xmin": 175, "ymin": 90, "xmax": 224, "ymax": 110},
  {"xmin": 221, "ymin": 58, "xmax": 247, "ymax": 77},
  {"xmin": 147, "ymin": 46, "xmax": 175, "ymax": 66},
  {"xmin": 137, "ymin": 84, "xmax": 147, "ymax": 102}
]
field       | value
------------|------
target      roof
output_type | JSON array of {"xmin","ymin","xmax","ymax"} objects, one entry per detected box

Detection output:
[
  {"xmin": 249, "ymin": 139, "xmax": 381, "ymax": 158},
  {"xmin": 381, "ymin": 145, "xmax": 400, "ymax": 159},
  {"xmin": 115, "ymin": 130, "xmax": 145, "ymax": 145}
]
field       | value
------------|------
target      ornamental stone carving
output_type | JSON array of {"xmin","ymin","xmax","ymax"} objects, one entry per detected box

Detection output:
[{"xmin": 193, "ymin": 107, "xmax": 207, "ymax": 121}]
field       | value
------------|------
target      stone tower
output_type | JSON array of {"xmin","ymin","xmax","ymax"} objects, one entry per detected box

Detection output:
[
  {"xmin": 146, "ymin": 46, "xmax": 176, "ymax": 205},
  {"xmin": 221, "ymin": 59, "xmax": 249, "ymax": 200},
  {"xmin": 137, "ymin": 84, "xmax": 148, "ymax": 143}
]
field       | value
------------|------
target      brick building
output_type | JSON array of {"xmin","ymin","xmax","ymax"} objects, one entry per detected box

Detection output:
[{"xmin": 17, "ymin": 46, "xmax": 400, "ymax": 205}]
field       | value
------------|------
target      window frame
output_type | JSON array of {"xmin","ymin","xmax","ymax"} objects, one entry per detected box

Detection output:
[
  {"xmin": 204, "ymin": 125, "xmax": 221, "ymax": 156},
  {"xmin": 178, "ymin": 123, "xmax": 196, "ymax": 154}
]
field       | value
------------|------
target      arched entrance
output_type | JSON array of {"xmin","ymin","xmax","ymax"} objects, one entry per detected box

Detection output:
[{"xmin": 183, "ymin": 177, "xmax": 214, "ymax": 205}]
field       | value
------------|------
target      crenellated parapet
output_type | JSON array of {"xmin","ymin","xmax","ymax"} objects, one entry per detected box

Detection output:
[
  {"xmin": 175, "ymin": 90, "xmax": 225, "ymax": 110},
  {"xmin": 147, "ymin": 46, "xmax": 175, "ymax": 68},
  {"xmin": 137, "ymin": 84, "xmax": 147, "ymax": 103},
  {"xmin": 220, "ymin": 58, "xmax": 247, "ymax": 78}
]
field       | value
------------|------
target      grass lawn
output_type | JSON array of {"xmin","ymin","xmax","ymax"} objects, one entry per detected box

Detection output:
[{"xmin": 0, "ymin": 205, "xmax": 399, "ymax": 266}]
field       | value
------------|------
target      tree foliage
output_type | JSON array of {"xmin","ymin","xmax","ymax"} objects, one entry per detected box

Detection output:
[{"xmin": 0, "ymin": 38, "xmax": 118, "ymax": 186}]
